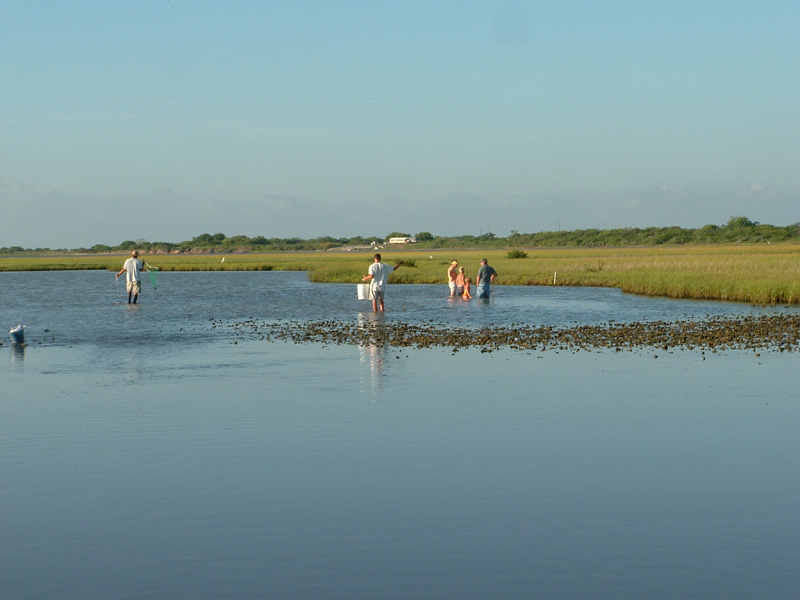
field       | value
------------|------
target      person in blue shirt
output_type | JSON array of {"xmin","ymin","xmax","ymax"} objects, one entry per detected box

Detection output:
[{"xmin": 476, "ymin": 258, "xmax": 497, "ymax": 299}]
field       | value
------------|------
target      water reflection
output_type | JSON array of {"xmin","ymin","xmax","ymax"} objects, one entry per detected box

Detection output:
[
  {"xmin": 9, "ymin": 344, "xmax": 25, "ymax": 370},
  {"xmin": 357, "ymin": 312, "xmax": 388, "ymax": 398},
  {"xmin": 359, "ymin": 343, "xmax": 387, "ymax": 398},
  {"xmin": 116, "ymin": 351, "xmax": 148, "ymax": 385}
]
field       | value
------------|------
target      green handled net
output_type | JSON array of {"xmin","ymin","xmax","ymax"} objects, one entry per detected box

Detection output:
[{"xmin": 145, "ymin": 263, "xmax": 159, "ymax": 289}]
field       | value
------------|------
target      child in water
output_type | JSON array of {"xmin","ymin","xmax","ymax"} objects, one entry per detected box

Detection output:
[
  {"xmin": 462, "ymin": 277, "xmax": 473, "ymax": 299},
  {"xmin": 455, "ymin": 266, "xmax": 466, "ymax": 296}
]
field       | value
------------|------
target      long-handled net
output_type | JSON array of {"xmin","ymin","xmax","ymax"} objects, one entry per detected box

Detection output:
[{"xmin": 145, "ymin": 262, "xmax": 159, "ymax": 289}]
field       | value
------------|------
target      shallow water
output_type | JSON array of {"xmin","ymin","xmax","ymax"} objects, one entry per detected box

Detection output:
[
  {"xmin": 1, "ymin": 271, "xmax": 799, "ymax": 599},
  {"xmin": 0, "ymin": 270, "xmax": 793, "ymax": 348}
]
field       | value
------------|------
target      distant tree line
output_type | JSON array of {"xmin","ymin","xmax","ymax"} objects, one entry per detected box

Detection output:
[
  {"xmin": 504, "ymin": 216, "xmax": 800, "ymax": 248},
  {"xmin": 2, "ymin": 217, "xmax": 799, "ymax": 255}
]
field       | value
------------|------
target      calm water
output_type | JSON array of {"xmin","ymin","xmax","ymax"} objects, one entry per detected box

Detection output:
[{"xmin": 1, "ymin": 271, "xmax": 799, "ymax": 599}]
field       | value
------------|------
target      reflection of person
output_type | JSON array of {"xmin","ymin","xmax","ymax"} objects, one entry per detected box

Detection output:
[
  {"xmin": 476, "ymin": 258, "xmax": 497, "ymax": 299},
  {"xmin": 116, "ymin": 250, "xmax": 145, "ymax": 304},
  {"xmin": 455, "ymin": 267, "xmax": 466, "ymax": 296},
  {"xmin": 462, "ymin": 277, "xmax": 473, "ymax": 299},
  {"xmin": 362, "ymin": 253, "xmax": 402, "ymax": 312},
  {"xmin": 447, "ymin": 260, "xmax": 459, "ymax": 296}
]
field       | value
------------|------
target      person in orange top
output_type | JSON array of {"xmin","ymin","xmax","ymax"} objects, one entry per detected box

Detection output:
[{"xmin": 462, "ymin": 277, "xmax": 473, "ymax": 299}]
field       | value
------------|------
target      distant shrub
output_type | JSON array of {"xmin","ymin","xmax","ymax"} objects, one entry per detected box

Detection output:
[
  {"xmin": 584, "ymin": 261, "xmax": 604, "ymax": 272},
  {"xmin": 506, "ymin": 249, "xmax": 528, "ymax": 259}
]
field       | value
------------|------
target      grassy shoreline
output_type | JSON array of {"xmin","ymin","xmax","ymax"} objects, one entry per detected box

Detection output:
[{"xmin": 2, "ymin": 245, "xmax": 800, "ymax": 305}]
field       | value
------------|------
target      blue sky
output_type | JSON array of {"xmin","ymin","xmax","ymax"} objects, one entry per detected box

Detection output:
[{"xmin": 1, "ymin": 1, "xmax": 797, "ymax": 248}]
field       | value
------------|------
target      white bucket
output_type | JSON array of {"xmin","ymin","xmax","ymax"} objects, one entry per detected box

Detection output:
[
  {"xmin": 9, "ymin": 324, "xmax": 25, "ymax": 345},
  {"xmin": 357, "ymin": 283, "xmax": 371, "ymax": 300}
]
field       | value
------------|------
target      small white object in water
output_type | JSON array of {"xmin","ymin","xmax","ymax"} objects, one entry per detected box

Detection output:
[{"xmin": 9, "ymin": 324, "xmax": 25, "ymax": 345}]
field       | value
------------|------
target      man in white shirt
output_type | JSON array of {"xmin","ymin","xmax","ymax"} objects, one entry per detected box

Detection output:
[
  {"xmin": 115, "ymin": 250, "xmax": 144, "ymax": 304},
  {"xmin": 362, "ymin": 253, "xmax": 403, "ymax": 312}
]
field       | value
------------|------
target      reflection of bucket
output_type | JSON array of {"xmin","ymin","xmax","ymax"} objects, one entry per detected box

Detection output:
[
  {"xmin": 357, "ymin": 283, "xmax": 371, "ymax": 300},
  {"xmin": 9, "ymin": 324, "xmax": 25, "ymax": 345}
]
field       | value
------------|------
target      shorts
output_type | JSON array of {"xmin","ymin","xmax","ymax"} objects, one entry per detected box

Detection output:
[
  {"xmin": 449, "ymin": 281, "xmax": 457, "ymax": 295},
  {"xmin": 477, "ymin": 285, "xmax": 491, "ymax": 298},
  {"xmin": 127, "ymin": 281, "xmax": 142, "ymax": 294},
  {"xmin": 372, "ymin": 288, "xmax": 385, "ymax": 301}
]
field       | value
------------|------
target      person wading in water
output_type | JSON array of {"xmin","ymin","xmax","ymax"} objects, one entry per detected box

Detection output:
[{"xmin": 362, "ymin": 253, "xmax": 403, "ymax": 312}]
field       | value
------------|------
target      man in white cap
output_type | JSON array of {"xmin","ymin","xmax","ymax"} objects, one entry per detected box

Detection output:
[{"xmin": 115, "ymin": 250, "xmax": 145, "ymax": 304}]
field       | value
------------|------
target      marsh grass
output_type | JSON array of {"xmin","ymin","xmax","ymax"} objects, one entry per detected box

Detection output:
[{"xmin": 3, "ymin": 245, "xmax": 800, "ymax": 304}]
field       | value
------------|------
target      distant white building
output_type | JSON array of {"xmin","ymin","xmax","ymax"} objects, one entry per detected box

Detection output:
[{"xmin": 388, "ymin": 236, "xmax": 416, "ymax": 244}]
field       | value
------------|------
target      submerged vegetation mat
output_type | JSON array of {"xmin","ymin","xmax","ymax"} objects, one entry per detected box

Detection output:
[{"xmin": 221, "ymin": 314, "xmax": 800, "ymax": 355}]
